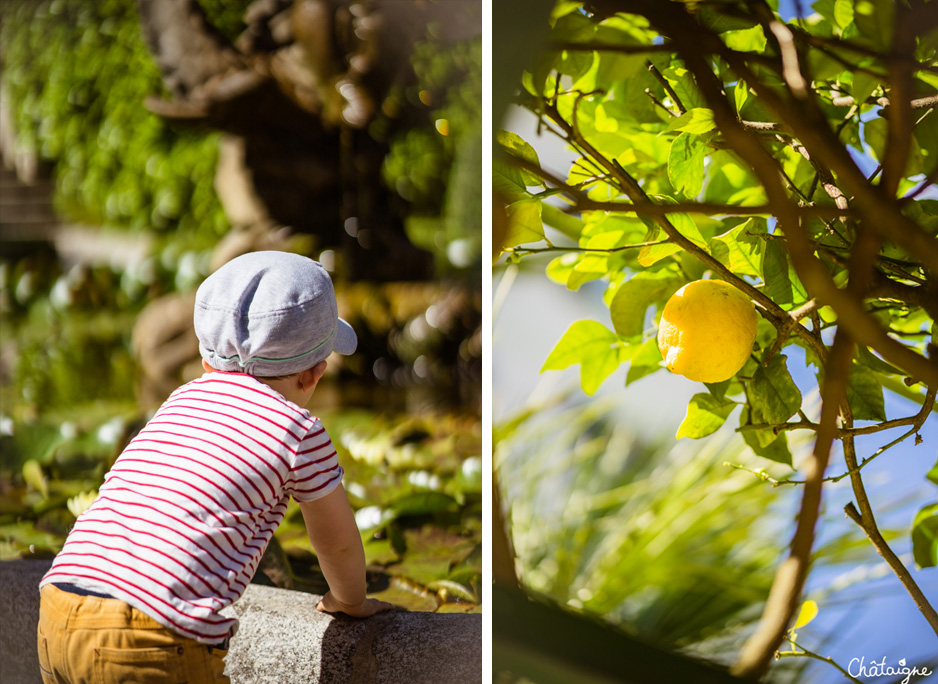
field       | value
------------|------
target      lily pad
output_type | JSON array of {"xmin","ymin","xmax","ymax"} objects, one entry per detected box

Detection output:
[
  {"xmin": 370, "ymin": 578, "xmax": 439, "ymax": 612},
  {"xmin": 386, "ymin": 525, "xmax": 478, "ymax": 587}
]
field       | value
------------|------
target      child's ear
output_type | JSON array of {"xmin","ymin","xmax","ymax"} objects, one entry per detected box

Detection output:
[
  {"xmin": 202, "ymin": 359, "xmax": 214, "ymax": 373},
  {"xmin": 300, "ymin": 361, "xmax": 328, "ymax": 392}
]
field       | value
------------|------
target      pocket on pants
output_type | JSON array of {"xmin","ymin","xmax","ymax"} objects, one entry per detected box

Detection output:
[
  {"xmin": 36, "ymin": 627, "xmax": 54, "ymax": 681},
  {"xmin": 93, "ymin": 646, "xmax": 186, "ymax": 684}
]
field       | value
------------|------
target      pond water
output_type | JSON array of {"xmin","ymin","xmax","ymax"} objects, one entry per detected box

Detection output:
[{"xmin": 0, "ymin": 249, "xmax": 482, "ymax": 615}]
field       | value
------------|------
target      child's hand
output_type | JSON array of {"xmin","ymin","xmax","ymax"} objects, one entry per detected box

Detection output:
[{"xmin": 316, "ymin": 591, "xmax": 394, "ymax": 617}]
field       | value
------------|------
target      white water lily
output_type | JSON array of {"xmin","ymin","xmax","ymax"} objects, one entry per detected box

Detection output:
[{"xmin": 67, "ymin": 491, "xmax": 98, "ymax": 519}]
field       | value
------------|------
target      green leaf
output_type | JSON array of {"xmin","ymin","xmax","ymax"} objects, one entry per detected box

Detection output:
[
  {"xmin": 668, "ymin": 132, "xmax": 708, "ymax": 198},
  {"xmin": 609, "ymin": 271, "xmax": 683, "ymax": 339},
  {"xmin": 913, "ymin": 108, "xmax": 938, "ymax": 177},
  {"xmin": 912, "ymin": 503, "xmax": 938, "ymax": 569},
  {"xmin": 541, "ymin": 320, "xmax": 622, "ymax": 395},
  {"xmin": 751, "ymin": 355, "xmax": 802, "ymax": 424},
  {"xmin": 863, "ymin": 116, "xmax": 887, "ymax": 163},
  {"xmin": 497, "ymin": 130, "xmax": 544, "ymax": 187},
  {"xmin": 846, "ymin": 363, "xmax": 886, "ymax": 422},
  {"xmin": 493, "ymin": 159, "xmax": 530, "ymax": 202},
  {"xmin": 567, "ymin": 253, "xmax": 612, "ymax": 290},
  {"xmin": 665, "ymin": 107, "xmax": 716, "ymax": 135},
  {"xmin": 698, "ymin": 6, "xmax": 760, "ymax": 33},
  {"xmin": 676, "ymin": 393, "xmax": 737, "ymax": 439},
  {"xmin": 722, "ymin": 25, "xmax": 767, "ymax": 53},
  {"xmin": 661, "ymin": 68, "xmax": 706, "ymax": 110},
  {"xmin": 638, "ymin": 228, "xmax": 682, "ymax": 267},
  {"xmin": 541, "ymin": 203, "xmax": 584, "ymax": 241},
  {"xmin": 636, "ymin": 207, "xmax": 707, "ymax": 267},
  {"xmin": 664, "ymin": 205, "xmax": 708, "ymax": 247},
  {"xmin": 741, "ymin": 427, "xmax": 794, "ymax": 466},
  {"xmin": 709, "ymin": 218, "xmax": 766, "ymax": 277},
  {"xmin": 705, "ymin": 379, "xmax": 732, "ymax": 401},
  {"xmin": 504, "ymin": 199, "xmax": 545, "ymax": 248},
  {"xmin": 850, "ymin": 72, "xmax": 880, "ymax": 107},
  {"xmin": 734, "ymin": 82, "xmax": 750, "ymax": 114},
  {"xmin": 833, "ymin": 0, "xmax": 854, "ymax": 31},
  {"xmin": 852, "ymin": 0, "xmax": 894, "ymax": 50},
  {"xmin": 546, "ymin": 253, "xmax": 580, "ymax": 286},
  {"xmin": 625, "ymin": 336, "xmax": 664, "ymax": 385},
  {"xmin": 762, "ymin": 238, "xmax": 793, "ymax": 306}
]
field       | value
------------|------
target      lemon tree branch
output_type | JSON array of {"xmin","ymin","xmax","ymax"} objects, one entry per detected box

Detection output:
[
  {"xmin": 732, "ymin": 329, "xmax": 854, "ymax": 679},
  {"xmin": 844, "ymin": 500, "xmax": 938, "ymax": 637},
  {"xmin": 777, "ymin": 639, "xmax": 865, "ymax": 684},
  {"xmin": 538, "ymin": 99, "xmax": 830, "ymax": 366}
]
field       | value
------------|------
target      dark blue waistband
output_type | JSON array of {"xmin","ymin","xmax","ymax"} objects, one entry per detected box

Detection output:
[{"xmin": 53, "ymin": 582, "xmax": 113, "ymax": 599}]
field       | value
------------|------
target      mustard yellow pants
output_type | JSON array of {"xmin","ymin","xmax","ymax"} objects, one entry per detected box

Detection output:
[{"xmin": 37, "ymin": 584, "xmax": 230, "ymax": 684}]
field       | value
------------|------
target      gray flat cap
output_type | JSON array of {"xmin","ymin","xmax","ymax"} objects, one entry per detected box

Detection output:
[{"xmin": 194, "ymin": 251, "xmax": 357, "ymax": 377}]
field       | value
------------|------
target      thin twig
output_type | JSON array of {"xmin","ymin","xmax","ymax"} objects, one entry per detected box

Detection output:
[
  {"xmin": 644, "ymin": 88, "xmax": 680, "ymax": 117},
  {"xmin": 765, "ymin": 299, "xmax": 819, "ymax": 362},
  {"xmin": 548, "ymin": 40, "xmax": 674, "ymax": 55},
  {"xmin": 737, "ymin": 420, "xmax": 819, "ymax": 434},
  {"xmin": 844, "ymin": 501, "xmax": 938, "ymax": 638},
  {"xmin": 843, "ymin": 387, "xmax": 937, "ymax": 436},
  {"xmin": 574, "ymin": 197, "xmax": 854, "ymax": 220},
  {"xmin": 506, "ymin": 240, "xmax": 669, "ymax": 256},
  {"xmin": 828, "ymin": 421, "xmax": 927, "ymax": 483},
  {"xmin": 747, "ymin": 391, "xmax": 935, "ymax": 487},
  {"xmin": 777, "ymin": 639, "xmax": 865, "ymax": 684},
  {"xmin": 647, "ymin": 61, "xmax": 686, "ymax": 114}
]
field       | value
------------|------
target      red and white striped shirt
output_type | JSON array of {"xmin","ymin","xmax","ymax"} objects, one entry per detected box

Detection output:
[{"xmin": 40, "ymin": 372, "xmax": 343, "ymax": 644}]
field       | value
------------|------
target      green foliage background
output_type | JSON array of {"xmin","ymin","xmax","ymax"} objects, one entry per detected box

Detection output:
[{"xmin": 0, "ymin": 0, "xmax": 232, "ymax": 245}]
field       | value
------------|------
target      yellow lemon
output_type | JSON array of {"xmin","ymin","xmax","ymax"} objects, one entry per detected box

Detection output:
[{"xmin": 657, "ymin": 279, "xmax": 757, "ymax": 383}]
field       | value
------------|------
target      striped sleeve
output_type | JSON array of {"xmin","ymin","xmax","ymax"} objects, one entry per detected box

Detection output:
[{"xmin": 286, "ymin": 418, "xmax": 343, "ymax": 502}]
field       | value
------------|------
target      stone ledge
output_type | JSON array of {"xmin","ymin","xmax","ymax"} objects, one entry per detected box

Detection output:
[{"xmin": 1, "ymin": 560, "xmax": 482, "ymax": 684}]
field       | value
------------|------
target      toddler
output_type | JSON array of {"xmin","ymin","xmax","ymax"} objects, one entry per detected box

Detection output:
[{"xmin": 37, "ymin": 251, "xmax": 391, "ymax": 683}]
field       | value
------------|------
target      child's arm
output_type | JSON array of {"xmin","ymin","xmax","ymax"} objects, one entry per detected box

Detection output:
[{"xmin": 299, "ymin": 484, "xmax": 393, "ymax": 617}]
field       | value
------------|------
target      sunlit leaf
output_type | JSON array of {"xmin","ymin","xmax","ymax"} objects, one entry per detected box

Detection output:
[
  {"xmin": 668, "ymin": 132, "xmax": 708, "ymax": 198},
  {"xmin": 793, "ymin": 599, "xmax": 819, "ymax": 629},
  {"xmin": 709, "ymin": 218, "xmax": 766, "ymax": 277},
  {"xmin": 609, "ymin": 270, "xmax": 683, "ymax": 339},
  {"xmin": 541, "ymin": 203, "xmax": 584, "ymax": 241},
  {"xmin": 661, "ymin": 67, "xmax": 706, "ymax": 110},
  {"xmin": 638, "ymin": 228, "xmax": 682, "ymax": 267},
  {"xmin": 497, "ymin": 130, "xmax": 544, "ymax": 187},
  {"xmin": 676, "ymin": 393, "xmax": 737, "ymax": 439},
  {"xmin": 722, "ymin": 25, "xmax": 767, "ymax": 53},
  {"xmin": 664, "ymin": 107, "xmax": 716, "ymax": 135},
  {"xmin": 541, "ymin": 320, "xmax": 622, "ymax": 395},
  {"xmin": 546, "ymin": 253, "xmax": 581, "ymax": 286},
  {"xmin": 503, "ymin": 199, "xmax": 545, "ymax": 248},
  {"xmin": 625, "ymin": 336, "xmax": 664, "ymax": 385}
]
